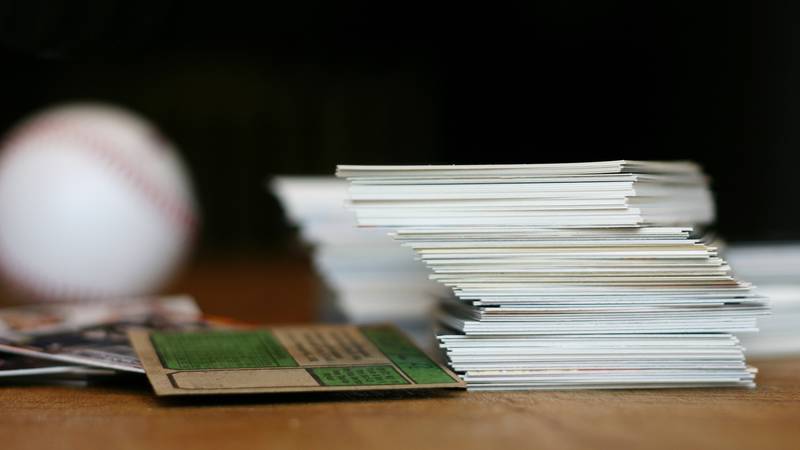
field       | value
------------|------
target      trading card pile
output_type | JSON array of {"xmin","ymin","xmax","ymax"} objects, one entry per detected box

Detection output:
[
  {"xmin": 270, "ymin": 176, "xmax": 446, "ymax": 344},
  {"xmin": 337, "ymin": 161, "xmax": 769, "ymax": 390},
  {"xmin": 725, "ymin": 243, "xmax": 800, "ymax": 356}
]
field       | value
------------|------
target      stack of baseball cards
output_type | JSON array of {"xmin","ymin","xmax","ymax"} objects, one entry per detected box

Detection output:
[
  {"xmin": 270, "ymin": 176, "xmax": 447, "ymax": 344},
  {"xmin": 337, "ymin": 160, "xmax": 769, "ymax": 390}
]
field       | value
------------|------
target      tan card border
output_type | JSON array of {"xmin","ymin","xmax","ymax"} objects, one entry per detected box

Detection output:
[{"xmin": 129, "ymin": 326, "xmax": 465, "ymax": 396}]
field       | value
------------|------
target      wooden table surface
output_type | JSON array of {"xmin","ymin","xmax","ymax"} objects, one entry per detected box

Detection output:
[{"xmin": 2, "ymin": 255, "xmax": 799, "ymax": 450}]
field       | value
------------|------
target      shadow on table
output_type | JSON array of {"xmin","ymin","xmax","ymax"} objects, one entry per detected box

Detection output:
[
  {"xmin": 0, "ymin": 372, "xmax": 150, "ymax": 390},
  {"xmin": 152, "ymin": 388, "xmax": 464, "ymax": 407},
  {"xmin": 0, "ymin": 371, "xmax": 465, "ymax": 406}
]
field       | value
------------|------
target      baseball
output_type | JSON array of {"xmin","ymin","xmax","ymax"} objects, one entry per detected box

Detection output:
[{"xmin": 0, "ymin": 103, "xmax": 198, "ymax": 301}]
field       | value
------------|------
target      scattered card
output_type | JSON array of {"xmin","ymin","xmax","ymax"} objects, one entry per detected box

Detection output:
[
  {"xmin": 130, "ymin": 324, "xmax": 464, "ymax": 396},
  {"xmin": 0, "ymin": 353, "xmax": 114, "ymax": 378},
  {"xmin": 0, "ymin": 295, "xmax": 210, "ymax": 372}
]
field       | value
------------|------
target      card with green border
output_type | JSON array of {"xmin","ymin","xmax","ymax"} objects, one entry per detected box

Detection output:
[{"xmin": 129, "ymin": 324, "xmax": 464, "ymax": 396}]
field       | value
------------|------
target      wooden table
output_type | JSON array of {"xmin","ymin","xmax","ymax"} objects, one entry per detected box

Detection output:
[{"xmin": 2, "ymin": 255, "xmax": 799, "ymax": 450}]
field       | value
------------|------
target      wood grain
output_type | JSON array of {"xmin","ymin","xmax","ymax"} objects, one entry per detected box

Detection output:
[{"xmin": 1, "ymin": 255, "xmax": 799, "ymax": 450}]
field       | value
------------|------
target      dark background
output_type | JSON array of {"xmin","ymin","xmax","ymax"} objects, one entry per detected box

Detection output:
[{"xmin": 1, "ymin": 1, "xmax": 797, "ymax": 252}]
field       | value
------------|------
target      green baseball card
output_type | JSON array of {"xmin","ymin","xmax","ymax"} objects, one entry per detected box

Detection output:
[{"xmin": 129, "ymin": 324, "xmax": 464, "ymax": 396}]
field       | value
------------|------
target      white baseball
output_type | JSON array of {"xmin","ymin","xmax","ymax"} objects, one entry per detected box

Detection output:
[{"xmin": 0, "ymin": 103, "xmax": 198, "ymax": 301}]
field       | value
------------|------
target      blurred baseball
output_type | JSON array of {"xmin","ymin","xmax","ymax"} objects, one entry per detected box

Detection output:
[{"xmin": 0, "ymin": 103, "xmax": 198, "ymax": 301}]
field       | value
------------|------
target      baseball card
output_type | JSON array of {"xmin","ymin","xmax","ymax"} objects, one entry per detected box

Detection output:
[
  {"xmin": 0, "ymin": 295, "xmax": 211, "ymax": 372},
  {"xmin": 130, "ymin": 324, "xmax": 464, "ymax": 396}
]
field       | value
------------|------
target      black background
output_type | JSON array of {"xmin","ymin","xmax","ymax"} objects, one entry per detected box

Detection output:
[{"xmin": 1, "ymin": 1, "xmax": 798, "ymax": 252}]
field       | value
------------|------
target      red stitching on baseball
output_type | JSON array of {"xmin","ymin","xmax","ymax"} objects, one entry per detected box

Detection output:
[
  {"xmin": 0, "ymin": 116, "xmax": 197, "ymax": 301},
  {"xmin": 2, "ymin": 118, "xmax": 197, "ymax": 231}
]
